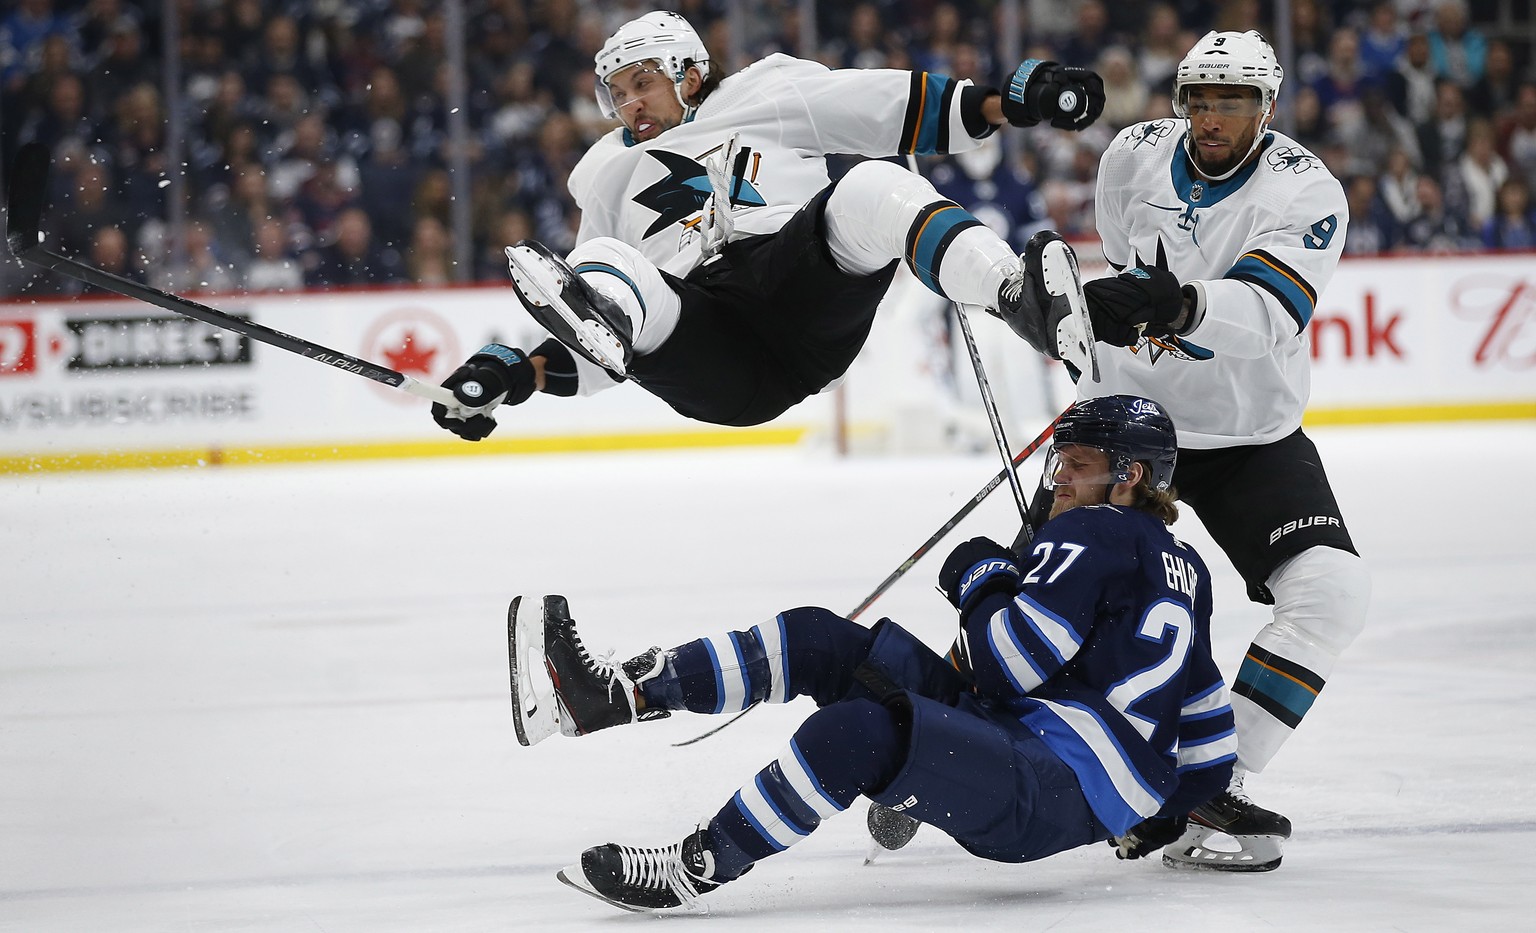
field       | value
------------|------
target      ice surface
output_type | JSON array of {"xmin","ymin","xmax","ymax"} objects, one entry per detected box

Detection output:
[{"xmin": 3, "ymin": 422, "xmax": 1533, "ymax": 931}]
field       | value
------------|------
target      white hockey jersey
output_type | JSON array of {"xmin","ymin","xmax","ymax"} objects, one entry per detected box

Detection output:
[
  {"xmin": 1090, "ymin": 119, "xmax": 1349, "ymax": 448},
  {"xmin": 569, "ymin": 54, "xmax": 992, "ymax": 278}
]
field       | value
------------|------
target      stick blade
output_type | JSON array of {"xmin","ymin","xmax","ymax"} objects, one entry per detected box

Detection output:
[{"xmin": 6, "ymin": 142, "xmax": 50, "ymax": 258}]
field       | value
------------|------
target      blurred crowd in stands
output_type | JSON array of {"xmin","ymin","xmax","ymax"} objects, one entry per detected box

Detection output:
[{"xmin": 2, "ymin": 0, "xmax": 1534, "ymax": 299}]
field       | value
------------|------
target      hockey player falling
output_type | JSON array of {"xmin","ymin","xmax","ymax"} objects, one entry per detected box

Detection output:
[
  {"xmin": 428, "ymin": 11, "xmax": 1104, "ymax": 437},
  {"xmin": 997, "ymin": 31, "xmax": 1371, "ymax": 871},
  {"xmin": 509, "ymin": 396, "xmax": 1239, "ymax": 913}
]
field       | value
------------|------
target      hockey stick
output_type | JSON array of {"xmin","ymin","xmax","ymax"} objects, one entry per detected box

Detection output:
[
  {"xmin": 952, "ymin": 301, "xmax": 1031, "ymax": 521},
  {"xmin": 842, "ymin": 408, "xmax": 1062, "ymax": 620},
  {"xmin": 671, "ymin": 409, "xmax": 1064, "ymax": 748},
  {"xmin": 4, "ymin": 143, "xmax": 456, "ymax": 407}
]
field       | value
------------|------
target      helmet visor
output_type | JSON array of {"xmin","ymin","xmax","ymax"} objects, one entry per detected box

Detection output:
[
  {"xmin": 597, "ymin": 63, "xmax": 677, "ymax": 119},
  {"xmin": 1043, "ymin": 445, "xmax": 1132, "ymax": 489},
  {"xmin": 1177, "ymin": 87, "xmax": 1265, "ymax": 119}
]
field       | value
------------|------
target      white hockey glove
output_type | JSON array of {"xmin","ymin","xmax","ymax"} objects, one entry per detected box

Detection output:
[
  {"xmin": 700, "ymin": 133, "xmax": 741, "ymax": 259},
  {"xmin": 431, "ymin": 344, "xmax": 537, "ymax": 441}
]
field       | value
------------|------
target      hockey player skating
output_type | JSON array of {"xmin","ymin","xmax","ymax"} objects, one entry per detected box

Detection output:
[
  {"xmin": 999, "ymin": 31, "xmax": 1371, "ymax": 871},
  {"xmin": 508, "ymin": 396, "xmax": 1239, "ymax": 913},
  {"xmin": 429, "ymin": 11, "xmax": 1104, "ymax": 437}
]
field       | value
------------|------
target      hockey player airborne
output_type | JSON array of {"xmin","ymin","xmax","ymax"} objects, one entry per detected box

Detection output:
[
  {"xmin": 428, "ymin": 10, "xmax": 1105, "ymax": 435},
  {"xmin": 507, "ymin": 396, "xmax": 1239, "ymax": 913}
]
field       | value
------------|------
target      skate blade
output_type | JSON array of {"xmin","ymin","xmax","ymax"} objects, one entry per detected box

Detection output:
[
  {"xmin": 1161, "ymin": 823, "xmax": 1284, "ymax": 872},
  {"xmin": 556, "ymin": 866, "xmax": 709, "ymax": 914},
  {"xmin": 507, "ymin": 596, "xmax": 560, "ymax": 746},
  {"xmin": 1038, "ymin": 239, "xmax": 1100, "ymax": 382},
  {"xmin": 505, "ymin": 246, "xmax": 629, "ymax": 375}
]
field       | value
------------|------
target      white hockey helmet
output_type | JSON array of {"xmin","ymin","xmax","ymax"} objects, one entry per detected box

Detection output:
[
  {"xmin": 593, "ymin": 11, "xmax": 709, "ymax": 119},
  {"xmin": 1172, "ymin": 30, "xmax": 1284, "ymax": 117}
]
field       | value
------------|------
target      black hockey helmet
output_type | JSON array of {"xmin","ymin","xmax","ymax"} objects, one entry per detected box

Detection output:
[{"xmin": 1052, "ymin": 395, "xmax": 1178, "ymax": 491}]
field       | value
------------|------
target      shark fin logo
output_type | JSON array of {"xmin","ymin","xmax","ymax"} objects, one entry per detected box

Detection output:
[{"xmin": 634, "ymin": 148, "xmax": 766, "ymax": 238}]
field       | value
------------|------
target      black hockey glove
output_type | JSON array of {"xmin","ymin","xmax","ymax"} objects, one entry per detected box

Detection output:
[
  {"xmin": 937, "ymin": 537, "xmax": 1021, "ymax": 613},
  {"xmin": 1001, "ymin": 60, "xmax": 1106, "ymax": 130},
  {"xmin": 431, "ymin": 344, "xmax": 537, "ymax": 441},
  {"xmin": 1082, "ymin": 266, "xmax": 1187, "ymax": 347},
  {"xmin": 1110, "ymin": 814, "xmax": 1188, "ymax": 860}
]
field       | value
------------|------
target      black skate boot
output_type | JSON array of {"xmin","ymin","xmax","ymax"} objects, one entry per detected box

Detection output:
[
  {"xmin": 1162, "ymin": 773, "xmax": 1292, "ymax": 872},
  {"xmin": 504, "ymin": 239, "xmax": 634, "ymax": 375},
  {"xmin": 994, "ymin": 230, "xmax": 1099, "ymax": 380},
  {"xmin": 541, "ymin": 594, "xmax": 668, "ymax": 738},
  {"xmin": 506, "ymin": 595, "xmax": 668, "ymax": 746},
  {"xmin": 557, "ymin": 826, "xmax": 742, "ymax": 912}
]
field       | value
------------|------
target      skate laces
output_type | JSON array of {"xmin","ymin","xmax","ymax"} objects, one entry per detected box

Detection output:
[
  {"xmin": 999, "ymin": 267, "xmax": 1024, "ymax": 305},
  {"xmin": 615, "ymin": 841, "xmax": 713, "ymax": 906},
  {"xmin": 1226, "ymin": 771, "xmax": 1255, "ymax": 807}
]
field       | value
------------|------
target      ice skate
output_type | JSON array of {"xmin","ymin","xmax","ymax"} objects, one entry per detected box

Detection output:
[
  {"xmin": 864, "ymin": 802, "xmax": 921, "ymax": 865},
  {"xmin": 541, "ymin": 594, "xmax": 668, "ymax": 738},
  {"xmin": 507, "ymin": 595, "xmax": 560, "ymax": 746},
  {"xmin": 992, "ymin": 231, "xmax": 1099, "ymax": 381},
  {"xmin": 1162, "ymin": 774, "xmax": 1291, "ymax": 872},
  {"xmin": 507, "ymin": 595, "xmax": 667, "ymax": 745},
  {"xmin": 557, "ymin": 826, "xmax": 736, "ymax": 912},
  {"xmin": 1030, "ymin": 231, "xmax": 1099, "ymax": 381},
  {"xmin": 505, "ymin": 240, "xmax": 634, "ymax": 376}
]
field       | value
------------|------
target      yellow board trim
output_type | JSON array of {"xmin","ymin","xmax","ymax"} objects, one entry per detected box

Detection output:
[
  {"xmin": 4, "ymin": 402, "xmax": 1533, "ymax": 475},
  {"xmin": 0, "ymin": 427, "xmax": 809, "ymax": 475},
  {"xmin": 1302, "ymin": 401, "xmax": 1536, "ymax": 426}
]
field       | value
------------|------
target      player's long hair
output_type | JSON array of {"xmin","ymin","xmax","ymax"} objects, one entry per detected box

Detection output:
[
  {"xmin": 686, "ymin": 58, "xmax": 726, "ymax": 106},
  {"xmin": 1135, "ymin": 473, "xmax": 1180, "ymax": 526}
]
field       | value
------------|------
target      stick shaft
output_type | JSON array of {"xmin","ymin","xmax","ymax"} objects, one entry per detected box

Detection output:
[
  {"xmin": 953, "ymin": 302, "xmax": 1030, "ymax": 519},
  {"xmin": 5, "ymin": 144, "xmax": 454, "ymax": 406},
  {"xmin": 845, "ymin": 409, "xmax": 1063, "ymax": 620}
]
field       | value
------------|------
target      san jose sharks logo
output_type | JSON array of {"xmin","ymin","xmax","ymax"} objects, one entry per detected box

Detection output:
[
  {"xmin": 634, "ymin": 149, "xmax": 766, "ymax": 238},
  {"xmin": 1125, "ymin": 119, "xmax": 1175, "ymax": 150},
  {"xmin": 1266, "ymin": 146, "xmax": 1320, "ymax": 174},
  {"xmin": 1119, "ymin": 240, "xmax": 1214, "ymax": 365}
]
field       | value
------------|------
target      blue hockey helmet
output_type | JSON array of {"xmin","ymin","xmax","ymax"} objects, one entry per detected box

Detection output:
[{"xmin": 1052, "ymin": 395, "xmax": 1179, "ymax": 491}]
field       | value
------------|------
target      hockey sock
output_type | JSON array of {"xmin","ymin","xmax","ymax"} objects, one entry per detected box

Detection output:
[
  {"xmin": 706, "ymin": 698, "xmax": 904, "ymax": 877},
  {"xmin": 904, "ymin": 202, "xmax": 1020, "ymax": 307},
  {"xmin": 638, "ymin": 607, "xmax": 875, "ymax": 714},
  {"xmin": 1232, "ymin": 546, "xmax": 1370, "ymax": 771},
  {"xmin": 822, "ymin": 160, "xmax": 1018, "ymax": 306}
]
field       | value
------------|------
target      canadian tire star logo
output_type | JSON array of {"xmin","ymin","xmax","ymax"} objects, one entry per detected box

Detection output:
[
  {"xmin": 383, "ymin": 330, "xmax": 438, "ymax": 374},
  {"xmin": 363, "ymin": 308, "xmax": 460, "ymax": 404}
]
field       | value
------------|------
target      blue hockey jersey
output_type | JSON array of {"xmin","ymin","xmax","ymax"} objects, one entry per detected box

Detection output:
[{"xmin": 959, "ymin": 505, "xmax": 1237, "ymax": 835}]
